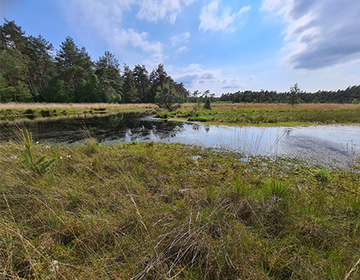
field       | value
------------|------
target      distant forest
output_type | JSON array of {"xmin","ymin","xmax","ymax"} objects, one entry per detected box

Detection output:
[
  {"xmin": 0, "ymin": 20, "xmax": 189, "ymax": 104},
  {"xmin": 219, "ymin": 86, "xmax": 360, "ymax": 104},
  {"xmin": 1, "ymin": 19, "xmax": 359, "ymax": 105}
]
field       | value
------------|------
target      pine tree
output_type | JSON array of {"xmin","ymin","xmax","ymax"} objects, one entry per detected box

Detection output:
[
  {"xmin": 95, "ymin": 51, "xmax": 122, "ymax": 103},
  {"xmin": 289, "ymin": 83, "xmax": 300, "ymax": 107}
]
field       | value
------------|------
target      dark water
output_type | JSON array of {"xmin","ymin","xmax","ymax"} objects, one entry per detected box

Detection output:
[{"xmin": 0, "ymin": 114, "xmax": 359, "ymax": 167}]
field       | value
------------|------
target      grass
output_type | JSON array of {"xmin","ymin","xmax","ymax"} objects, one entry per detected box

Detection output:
[
  {"xmin": 1, "ymin": 133, "xmax": 360, "ymax": 279},
  {"xmin": 2, "ymin": 102, "xmax": 360, "ymax": 126},
  {"xmin": 0, "ymin": 103, "xmax": 158, "ymax": 122},
  {"xmin": 170, "ymin": 103, "xmax": 360, "ymax": 126}
]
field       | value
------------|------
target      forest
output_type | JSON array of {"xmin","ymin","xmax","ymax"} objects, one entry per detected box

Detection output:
[
  {"xmin": 0, "ymin": 20, "xmax": 189, "ymax": 105},
  {"xmin": 1, "ymin": 19, "xmax": 360, "ymax": 106},
  {"xmin": 219, "ymin": 86, "xmax": 360, "ymax": 104}
]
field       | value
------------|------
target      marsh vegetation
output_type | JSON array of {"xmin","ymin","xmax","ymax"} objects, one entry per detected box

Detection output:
[
  {"xmin": 168, "ymin": 103, "xmax": 360, "ymax": 126},
  {"xmin": 0, "ymin": 102, "xmax": 359, "ymax": 279},
  {"xmin": 0, "ymin": 103, "xmax": 157, "ymax": 122},
  {"xmin": 1, "ymin": 134, "xmax": 360, "ymax": 279}
]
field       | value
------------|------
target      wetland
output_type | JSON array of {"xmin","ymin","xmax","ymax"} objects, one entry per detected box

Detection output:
[
  {"xmin": 1, "ymin": 112, "xmax": 358, "ymax": 167},
  {"xmin": 1, "ymin": 103, "xmax": 360, "ymax": 279}
]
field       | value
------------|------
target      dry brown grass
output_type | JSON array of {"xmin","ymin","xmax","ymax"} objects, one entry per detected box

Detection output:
[
  {"xmin": 181, "ymin": 103, "xmax": 360, "ymax": 111},
  {"xmin": 1, "ymin": 102, "xmax": 359, "ymax": 111},
  {"xmin": 0, "ymin": 103, "xmax": 156, "ymax": 110},
  {"xmin": 0, "ymin": 103, "xmax": 158, "ymax": 123}
]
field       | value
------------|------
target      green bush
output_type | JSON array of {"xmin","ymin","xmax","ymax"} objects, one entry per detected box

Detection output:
[
  {"xmin": 24, "ymin": 108, "xmax": 35, "ymax": 115},
  {"xmin": 155, "ymin": 112, "xmax": 168, "ymax": 118},
  {"xmin": 40, "ymin": 109, "xmax": 51, "ymax": 117}
]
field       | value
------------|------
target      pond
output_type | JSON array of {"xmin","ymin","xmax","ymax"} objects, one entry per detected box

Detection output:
[{"xmin": 0, "ymin": 113, "xmax": 359, "ymax": 167}]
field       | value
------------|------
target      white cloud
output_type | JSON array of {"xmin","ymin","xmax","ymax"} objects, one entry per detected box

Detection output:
[
  {"xmin": 199, "ymin": 0, "xmax": 251, "ymax": 32},
  {"xmin": 171, "ymin": 63, "xmax": 246, "ymax": 94},
  {"xmin": 137, "ymin": 0, "xmax": 198, "ymax": 23},
  {"xmin": 115, "ymin": 29, "xmax": 163, "ymax": 54},
  {"xmin": 176, "ymin": 46, "xmax": 189, "ymax": 53},
  {"xmin": 62, "ymin": 0, "xmax": 163, "ymax": 66},
  {"xmin": 175, "ymin": 64, "xmax": 219, "ymax": 84},
  {"xmin": 262, "ymin": 0, "xmax": 360, "ymax": 70},
  {"xmin": 170, "ymin": 32, "xmax": 190, "ymax": 45}
]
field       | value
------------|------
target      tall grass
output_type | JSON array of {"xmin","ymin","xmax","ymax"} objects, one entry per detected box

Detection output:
[{"xmin": 0, "ymin": 135, "xmax": 360, "ymax": 278}]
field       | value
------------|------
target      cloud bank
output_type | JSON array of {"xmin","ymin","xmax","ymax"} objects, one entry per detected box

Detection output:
[{"xmin": 262, "ymin": 0, "xmax": 360, "ymax": 70}]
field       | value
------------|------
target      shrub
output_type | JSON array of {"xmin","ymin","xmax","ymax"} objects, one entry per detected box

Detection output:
[
  {"xmin": 24, "ymin": 108, "xmax": 35, "ymax": 115},
  {"xmin": 40, "ymin": 109, "xmax": 51, "ymax": 117}
]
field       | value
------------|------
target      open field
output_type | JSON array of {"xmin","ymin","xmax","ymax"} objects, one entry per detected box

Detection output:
[
  {"xmin": 1, "ymin": 134, "xmax": 360, "ymax": 279},
  {"xmin": 167, "ymin": 103, "xmax": 360, "ymax": 126}
]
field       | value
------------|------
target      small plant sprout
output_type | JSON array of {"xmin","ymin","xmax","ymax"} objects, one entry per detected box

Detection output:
[{"xmin": 21, "ymin": 129, "xmax": 55, "ymax": 174}]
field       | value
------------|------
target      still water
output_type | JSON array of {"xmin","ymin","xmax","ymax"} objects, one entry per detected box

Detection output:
[{"xmin": 0, "ymin": 114, "xmax": 359, "ymax": 167}]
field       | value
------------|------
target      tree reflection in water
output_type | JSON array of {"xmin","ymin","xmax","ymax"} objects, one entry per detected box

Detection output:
[
  {"xmin": 0, "ymin": 114, "xmax": 358, "ymax": 168},
  {"xmin": 0, "ymin": 113, "xmax": 185, "ymax": 144}
]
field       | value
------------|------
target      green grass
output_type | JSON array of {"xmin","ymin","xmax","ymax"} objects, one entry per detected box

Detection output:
[
  {"xmin": 2, "ymin": 103, "xmax": 360, "ymax": 126},
  {"xmin": 1, "ymin": 134, "xmax": 360, "ymax": 279},
  {"xmin": 171, "ymin": 103, "xmax": 360, "ymax": 126}
]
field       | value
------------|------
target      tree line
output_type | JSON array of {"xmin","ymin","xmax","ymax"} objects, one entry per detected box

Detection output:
[
  {"xmin": 2, "ymin": 20, "xmax": 359, "ymax": 107},
  {"xmin": 219, "ymin": 85, "xmax": 360, "ymax": 104},
  {"xmin": 0, "ymin": 19, "xmax": 189, "ymax": 105}
]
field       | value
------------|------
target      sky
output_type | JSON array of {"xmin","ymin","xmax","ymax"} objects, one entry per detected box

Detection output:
[{"xmin": 1, "ymin": 0, "xmax": 360, "ymax": 95}]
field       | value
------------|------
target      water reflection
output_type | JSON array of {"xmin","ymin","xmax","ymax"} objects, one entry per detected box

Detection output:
[
  {"xmin": 0, "ymin": 114, "xmax": 359, "ymax": 167},
  {"xmin": 192, "ymin": 124, "xmax": 200, "ymax": 131},
  {"xmin": 0, "ymin": 114, "xmax": 184, "ymax": 144}
]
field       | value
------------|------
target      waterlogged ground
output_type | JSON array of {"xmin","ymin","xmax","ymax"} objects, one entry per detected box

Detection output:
[
  {"xmin": 0, "ymin": 114, "xmax": 358, "ymax": 167},
  {"xmin": 1, "ymin": 141, "xmax": 360, "ymax": 279},
  {"xmin": 1, "ymin": 111, "xmax": 360, "ymax": 278}
]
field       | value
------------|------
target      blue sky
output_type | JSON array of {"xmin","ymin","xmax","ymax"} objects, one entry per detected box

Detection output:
[{"xmin": 1, "ymin": 0, "xmax": 360, "ymax": 95}]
